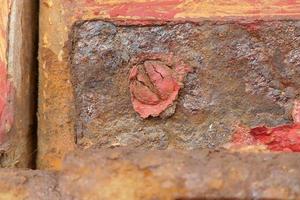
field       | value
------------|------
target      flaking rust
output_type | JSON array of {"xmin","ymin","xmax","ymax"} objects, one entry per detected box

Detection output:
[{"xmin": 129, "ymin": 53, "xmax": 191, "ymax": 118}]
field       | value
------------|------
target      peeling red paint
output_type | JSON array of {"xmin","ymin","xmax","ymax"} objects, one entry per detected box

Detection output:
[
  {"xmin": 0, "ymin": 60, "xmax": 13, "ymax": 144},
  {"xmin": 0, "ymin": 61, "xmax": 8, "ymax": 113},
  {"xmin": 0, "ymin": 0, "xmax": 13, "ymax": 144},
  {"xmin": 231, "ymin": 124, "xmax": 300, "ymax": 152},
  {"xmin": 230, "ymin": 101, "xmax": 300, "ymax": 152},
  {"xmin": 108, "ymin": 0, "xmax": 183, "ymax": 19},
  {"xmin": 63, "ymin": 0, "xmax": 183, "ymax": 21},
  {"xmin": 0, "ymin": 61, "xmax": 13, "ymax": 144},
  {"xmin": 273, "ymin": 0, "xmax": 297, "ymax": 7},
  {"xmin": 293, "ymin": 100, "xmax": 300, "ymax": 123},
  {"xmin": 62, "ymin": 0, "xmax": 300, "ymax": 22},
  {"xmin": 129, "ymin": 54, "xmax": 191, "ymax": 118}
]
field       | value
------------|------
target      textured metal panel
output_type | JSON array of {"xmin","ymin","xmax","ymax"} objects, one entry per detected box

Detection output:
[{"xmin": 70, "ymin": 20, "xmax": 300, "ymax": 150}]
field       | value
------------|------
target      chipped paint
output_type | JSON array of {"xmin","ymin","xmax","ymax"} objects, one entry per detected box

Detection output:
[
  {"xmin": 231, "ymin": 124, "xmax": 300, "ymax": 152},
  {"xmin": 230, "ymin": 102, "xmax": 300, "ymax": 152},
  {"xmin": 108, "ymin": 0, "xmax": 183, "ymax": 19},
  {"xmin": 129, "ymin": 54, "xmax": 191, "ymax": 118},
  {"xmin": 0, "ymin": 0, "xmax": 13, "ymax": 144},
  {"xmin": 62, "ymin": 0, "xmax": 300, "ymax": 22}
]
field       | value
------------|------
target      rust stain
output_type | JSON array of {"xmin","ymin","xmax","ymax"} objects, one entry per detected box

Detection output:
[{"xmin": 0, "ymin": 0, "xmax": 13, "ymax": 144}]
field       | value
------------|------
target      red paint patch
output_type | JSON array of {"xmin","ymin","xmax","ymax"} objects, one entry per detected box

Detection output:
[
  {"xmin": 109, "ymin": 0, "xmax": 183, "ymax": 19},
  {"xmin": 273, "ymin": 0, "xmax": 297, "ymax": 7},
  {"xmin": 232, "ymin": 124, "xmax": 300, "ymax": 152},
  {"xmin": 62, "ymin": 0, "xmax": 300, "ymax": 24},
  {"xmin": 0, "ymin": 60, "xmax": 13, "ymax": 144},
  {"xmin": 129, "ymin": 54, "xmax": 191, "ymax": 118},
  {"xmin": 85, "ymin": 0, "xmax": 96, "ymax": 5},
  {"xmin": 230, "ymin": 100, "xmax": 300, "ymax": 152},
  {"xmin": 0, "ymin": 61, "xmax": 7, "ymax": 111},
  {"xmin": 63, "ymin": 0, "xmax": 183, "ymax": 21}
]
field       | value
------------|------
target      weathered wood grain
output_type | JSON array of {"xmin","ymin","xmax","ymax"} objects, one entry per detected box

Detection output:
[{"xmin": 0, "ymin": 0, "xmax": 38, "ymax": 167}]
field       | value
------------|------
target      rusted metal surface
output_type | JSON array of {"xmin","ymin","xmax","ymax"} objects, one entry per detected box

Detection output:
[
  {"xmin": 60, "ymin": 148, "xmax": 300, "ymax": 199},
  {"xmin": 39, "ymin": 0, "xmax": 300, "ymax": 169},
  {"xmin": 2, "ymin": 148, "xmax": 300, "ymax": 199},
  {"xmin": 0, "ymin": 169, "xmax": 59, "ymax": 200},
  {"xmin": 70, "ymin": 20, "xmax": 300, "ymax": 150}
]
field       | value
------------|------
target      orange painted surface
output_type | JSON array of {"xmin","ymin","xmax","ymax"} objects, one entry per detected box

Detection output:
[
  {"xmin": 0, "ymin": 0, "xmax": 13, "ymax": 144},
  {"xmin": 62, "ymin": 0, "xmax": 300, "ymax": 21}
]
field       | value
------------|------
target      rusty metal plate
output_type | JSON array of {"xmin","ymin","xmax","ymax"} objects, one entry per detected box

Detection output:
[
  {"xmin": 60, "ymin": 148, "xmax": 300, "ymax": 199},
  {"xmin": 70, "ymin": 20, "xmax": 300, "ymax": 149}
]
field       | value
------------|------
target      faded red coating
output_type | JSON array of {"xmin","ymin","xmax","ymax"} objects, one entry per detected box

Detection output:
[
  {"xmin": 66, "ymin": 0, "xmax": 183, "ymax": 20},
  {"xmin": 0, "ymin": 60, "xmax": 13, "ymax": 145},
  {"xmin": 240, "ymin": 22, "xmax": 261, "ymax": 32},
  {"xmin": 232, "ymin": 124, "xmax": 300, "ymax": 152},
  {"xmin": 62, "ymin": 0, "xmax": 300, "ymax": 23},
  {"xmin": 0, "ymin": 61, "xmax": 7, "ymax": 143},
  {"xmin": 129, "ymin": 54, "xmax": 191, "ymax": 118},
  {"xmin": 0, "ymin": 61, "xmax": 7, "ymax": 116},
  {"xmin": 292, "ymin": 100, "xmax": 300, "ymax": 123},
  {"xmin": 231, "ymin": 100, "xmax": 300, "ymax": 152},
  {"xmin": 108, "ymin": 0, "xmax": 183, "ymax": 19},
  {"xmin": 0, "ymin": 1, "xmax": 13, "ymax": 144}
]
